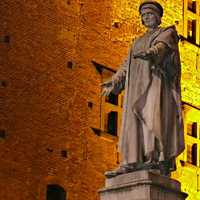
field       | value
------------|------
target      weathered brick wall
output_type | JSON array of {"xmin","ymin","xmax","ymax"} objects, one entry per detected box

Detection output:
[
  {"xmin": 1, "ymin": 0, "xmax": 200, "ymax": 200},
  {"xmin": 0, "ymin": 0, "xmax": 121, "ymax": 200}
]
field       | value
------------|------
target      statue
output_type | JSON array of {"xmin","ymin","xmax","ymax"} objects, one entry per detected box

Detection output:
[{"xmin": 101, "ymin": 1, "xmax": 185, "ymax": 176}]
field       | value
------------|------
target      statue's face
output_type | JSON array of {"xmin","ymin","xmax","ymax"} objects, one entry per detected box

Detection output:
[{"xmin": 141, "ymin": 8, "xmax": 160, "ymax": 29}]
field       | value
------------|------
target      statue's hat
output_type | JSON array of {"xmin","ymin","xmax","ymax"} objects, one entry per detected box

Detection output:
[{"xmin": 139, "ymin": 1, "xmax": 163, "ymax": 17}]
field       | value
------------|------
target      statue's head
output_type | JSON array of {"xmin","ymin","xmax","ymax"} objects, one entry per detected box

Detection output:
[{"xmin": 139, "ymin": 1, "xmax": 163, "ymax": 29}]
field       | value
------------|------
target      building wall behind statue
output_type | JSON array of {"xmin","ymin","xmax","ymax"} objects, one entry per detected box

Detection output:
[
  {"xmin": 0, "ymin": 0, "xmax": 200, "ymax": 200},
  {"xmin": 0, "ymin": 0, "xmax": 119, "ymax": 199}
]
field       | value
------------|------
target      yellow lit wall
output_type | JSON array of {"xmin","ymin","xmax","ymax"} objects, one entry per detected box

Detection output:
[
  {"xmin": 106, "ymin": 0, "xmax": 200, "ymax": 199},
  {"xmin": 172, "ymin": 105, "xmax": 200, "ymax": 200}
]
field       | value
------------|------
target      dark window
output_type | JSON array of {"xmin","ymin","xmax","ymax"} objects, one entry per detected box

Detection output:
[
  {"xmin": 47, "ymin": 184, "xmax": 66, "ymax": 200},
  {"xmin": 1, "ymin": 80, "xmax": 7, "ymax": 87},
  {"xmin": 188, "ymin": 0, "xmax": 196, "ymax": 13},
  {"xmin": 88, "ymin": 102, "xmax": 93, "ymax": 108},
  {"xmin": 192, "ymin": 122, "xmax": 197, "ymax": 137},
  {"xmin": 67, "ymin": 61, "xmax": 74, "ymax": 69},
  {"xmin": 113, "ymin": 22, "xmax": 120, "ymax": 28},
  {"xmin": 187, "ymin": 144, "xmax": 197, "ymax": 165},
  {"xmin": 61, "ymin": 150, "xmax": 68, "ymax": 158},
  {"xmin": 0, "ymin": 130, "xmax": 6, "ymax": 139},
  {"xmin": 46, "ymin": 148, "xmax": 53, "ymax": 153},
  {"xmin": 187, "ymin": 20, "xmax": 196, "ymax": 43},
  {"xmin": 107, "ymin": 111, "xmax": 118, "ymax": 136},
  {"xmin": 187, "ymin": 122, "xmax": 197, "ymax": 138},
  {"xmin": 4, "ymin": 35, "xmax": 10, "ymax": 43},
  {"xmin": 105, "ymin": 93, "xmax": 118, "ymax": 105},
  {"xmin": 192, "ymin": 144, "xmax": 197, "ymax": 165}
]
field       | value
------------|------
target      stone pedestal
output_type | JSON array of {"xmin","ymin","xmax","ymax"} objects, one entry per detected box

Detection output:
[{"xmin": 99, "ymin": 170, "xmax": 187, "ymax": 200}]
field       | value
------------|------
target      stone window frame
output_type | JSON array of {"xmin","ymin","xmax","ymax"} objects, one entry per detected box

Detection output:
[
  {"xmin": 101, "ymin": 92, "xmax": 124, "ymax": 137},
  {"xmin": 92, "ymin": 60, "xmax": 124, "ymax": 138}
]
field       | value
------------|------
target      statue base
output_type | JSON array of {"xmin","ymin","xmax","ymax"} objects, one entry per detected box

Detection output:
[{"xmin": 99, "ymin": 170, "xmax": 187, "ymax": 200}]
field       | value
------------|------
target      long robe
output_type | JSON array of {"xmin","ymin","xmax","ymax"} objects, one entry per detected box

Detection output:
[{"xmin": 111, "ymin": 26, "xmax": 185, "ymax": 167}]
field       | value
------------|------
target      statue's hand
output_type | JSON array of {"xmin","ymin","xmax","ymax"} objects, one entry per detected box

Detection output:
[
  {"xmin": 100, "ymin": 80, "xmax": 114, "ymax": 96},
  {"xmin": 101, "ymin": 87, "xmax": 113, "ymax": 96}
]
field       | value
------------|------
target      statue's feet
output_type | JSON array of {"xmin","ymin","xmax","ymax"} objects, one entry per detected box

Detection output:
[
  {"xmin": 105, "ymin": 166, "xmax": 128, "ymax": 178},
  {"xmin": 105, "ymin": 161, "xmax": 170, "ymax": 178},
  {"xmin": 144, "ymin": 151, "xmax": 159, "ymax": 164},
  {"xmin": 142, "ymin": 161, "xmax": 159, "ymax": 170},
  {"xmin": 104, "ymin": 163, "xmax": 138, "ymax": 178}
]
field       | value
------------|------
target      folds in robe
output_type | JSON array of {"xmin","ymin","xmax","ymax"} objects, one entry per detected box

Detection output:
[{"xmin": 110, "ymin": 26, "xmax": 184, "ymax": 166}]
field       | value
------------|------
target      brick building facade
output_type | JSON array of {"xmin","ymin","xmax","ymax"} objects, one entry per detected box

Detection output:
[{"xmin": 0, "ymin": 0, "xmax": 200, "ymax": 200}]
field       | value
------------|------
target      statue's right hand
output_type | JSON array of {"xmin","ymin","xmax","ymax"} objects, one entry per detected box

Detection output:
[
  {"xmin": 100, "ymin": 80, "xmax": 113, "ymax": 96},
  {"xmin": 101, "ymin": 86, "xmax": 113, "ymax": 96}
]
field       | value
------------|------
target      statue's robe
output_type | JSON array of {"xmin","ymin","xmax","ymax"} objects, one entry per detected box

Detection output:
[{"xmin": 111, "ymin": 26, "xmax": 185, "ymax": 168}]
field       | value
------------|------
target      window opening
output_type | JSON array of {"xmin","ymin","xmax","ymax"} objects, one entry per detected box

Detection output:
[
  {"xmin": 106, "ymin": 111, "xmax": 118, "ymax": 136},
  {"xmin": 47, "ymin": 184, "xmax": 66, "ymax": 200}
]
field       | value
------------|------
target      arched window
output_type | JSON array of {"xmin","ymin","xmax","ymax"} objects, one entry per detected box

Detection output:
[{"xmin": 47, "ymin": 184, "xmax": 66, "ymax": 200}]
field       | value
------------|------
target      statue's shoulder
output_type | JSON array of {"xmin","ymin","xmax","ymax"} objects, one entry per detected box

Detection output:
[
  {"xmin": 158, "ymin": 25, "xmax": 179, "ymax": 42},
  {"xmin": 160, "ymin": 25, "xmax": 178, "ymax": 36}
]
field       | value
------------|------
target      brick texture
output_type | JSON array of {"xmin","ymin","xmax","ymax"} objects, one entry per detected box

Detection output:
[{"xmin": 0, "ymin": 0, "xmax": 199, "ymax": 200}]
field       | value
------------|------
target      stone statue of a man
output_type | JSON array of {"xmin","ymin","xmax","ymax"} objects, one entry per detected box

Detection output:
[{"xmin": 101, "ymin": 0, "xmax": 185, "ymax": 176}]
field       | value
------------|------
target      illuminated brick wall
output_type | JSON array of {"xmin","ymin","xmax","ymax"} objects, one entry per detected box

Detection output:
[
  {"xmin": 109, "ymin": 1, "xmax": 200, "ymax": 200},
  {"xmin": 0, "ymin": 0, "xmax": 119, "ymax": 199},
  {"xmin": 0, "ymin": 0, "xmax": 199, "ymax": 200},
  {"xmin": 172, "ymin": 104, "xmax": 200, "ymax": 200}
]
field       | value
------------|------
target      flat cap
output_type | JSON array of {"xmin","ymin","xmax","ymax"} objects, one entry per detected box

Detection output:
[{"xmin": 139, "ymin": 1, "xmax": 163, "ymax": 17}]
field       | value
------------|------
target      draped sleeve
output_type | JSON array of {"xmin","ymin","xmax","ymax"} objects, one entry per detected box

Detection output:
[
  {"xmin": 111, "ymin": 47, "xmax": 132, "ymax": 95},
  {"xmin": 150, "ymin": 26, "xmax": 181, "ymax": 84}
]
